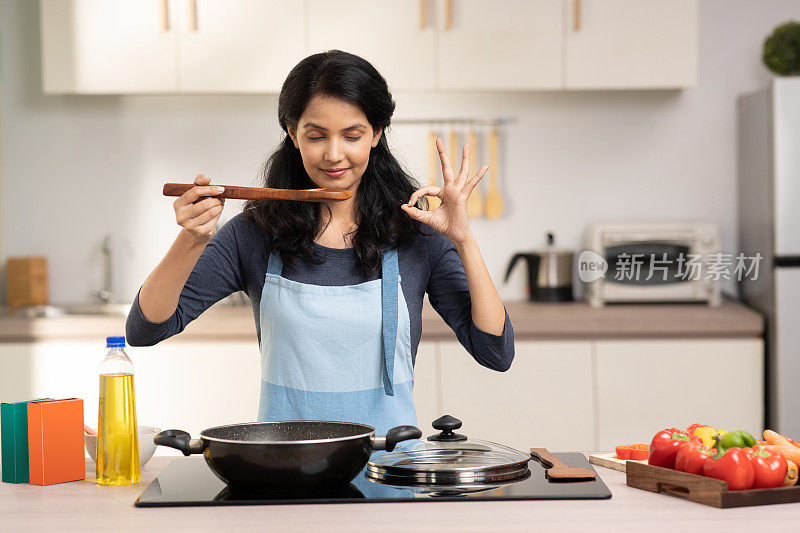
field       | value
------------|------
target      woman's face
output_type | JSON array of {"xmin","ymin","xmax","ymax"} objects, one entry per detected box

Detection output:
[{"xmin": 288, "ymin": 95, "xmax": 382, "ymax": 192}]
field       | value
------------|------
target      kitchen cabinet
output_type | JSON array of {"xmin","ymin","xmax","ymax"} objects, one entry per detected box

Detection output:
[
  {"xmin": 40, "ymin": 0, "xmax": 698, "ymax": 94},
  {"xmin": 40, "ymin": 0, "xmax": 304, "ymax": 94},
  {"xmin": 564, "ymin": 0, "xmax": 698, "ymax": 89},
  {"xmin": 178, "ymin": 0, "xmax": 305, "ymax": 92},
  {"xmin": 412, "ymin": 341, "xmax": 442, "ymax": 430},
  {"xmin": 594, "ymin": 339, "xmax": 763, "ymax": 450},
  {"xmin": 1, "ymin": 332, "xmax": 763, "ymax": 455},
  {"xmin": 437, "ymin": 0, "xmax": 563, "ymax": 90},
  {"xmin": 438, "ymin": 340, "xmax": 595, "ymax": 453},
  {"xmin": 0, "ymin": 343, "xmax": 34, "ymax": 401},
  {"xmin": 307, "ymin": 0, "xmax": 436, "ymax": 92},
  {"xmin": 41, "ymin": 0, "xmax": 177, "ymax": 93},
  {"xmin": 0, "ymin": 340, "xmax": 261, "ymax": 448}
]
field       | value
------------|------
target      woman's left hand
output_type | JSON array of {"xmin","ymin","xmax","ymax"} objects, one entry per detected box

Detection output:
[{"xmin": 401, "ymin": 138, "xmax": 488, "ymax": 246}]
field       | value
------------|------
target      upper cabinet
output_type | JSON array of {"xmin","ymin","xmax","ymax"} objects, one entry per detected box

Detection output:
[
  {"xmin": 41, "ymin": 0, "xmax": 304, "ymax": 94},
  {"xmin": 40, "ymin": 0, "xmax": 698, "ymax": 94},
  {"xmin": 437, "ymin": 0, "xmax": 563, "ymax": 90},
  {"xmin": 307, "ymin": 0, "xmax": 436, "ymax": 92},
  {"xmin": 564, "ymin": 0, "xmax": 698, "ymax": 89},
  {"xmin": 178, "ymin": 0, "xmax": 305, "ymax": 93},
  {"xmin": 41, "ymin": 0, "xmax": 177, "ymax": 93}
]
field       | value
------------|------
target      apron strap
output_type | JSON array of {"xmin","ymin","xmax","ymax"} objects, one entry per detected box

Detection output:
[
  {"xmin": 266, "ymin": 250, "xmax": 283, "ymax": 276},
  {"xmin": 381, "ymin": 248, "xmax": 400, "ymax": 397}
]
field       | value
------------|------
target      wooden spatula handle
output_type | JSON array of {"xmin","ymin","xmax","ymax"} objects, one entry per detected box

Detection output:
[
  {"xmin": 530, "ymin": 448, "xmax": 568, "ymax": 469},
  {"xmin": 162, "ymin": 183, "xmax": 352, "ymax": 202}
]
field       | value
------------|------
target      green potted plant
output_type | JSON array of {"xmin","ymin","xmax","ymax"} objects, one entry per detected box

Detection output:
[{"xmin": 763, "ymin": 20, "xmax": 800, "ymax": 75}]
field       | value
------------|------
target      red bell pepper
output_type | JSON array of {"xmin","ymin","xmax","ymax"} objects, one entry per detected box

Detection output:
[
  {"xmin": 685, "ymin": 423, "xmax": 709, "ymax": 435},
  {"xmin": 702, "ymin": 447, "xmax": 755, "ymax": 490},
  {"xmin": 750, "ymin": 446, "xmax": 788, "ymax": 489},
  {"xmin": 616, "ymin": 444, "xmax": 649, "ymax": 461},
  {"xmin": 648, "ymin": 428, "xmax": 702, "ymax": 469},
  {"xmin": 674, "ymin": 441, "xmax": 713, "ymax": 475}
]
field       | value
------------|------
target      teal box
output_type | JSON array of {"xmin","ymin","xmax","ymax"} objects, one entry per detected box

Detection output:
[{"xmin": 1, "ymin": 398, "xmax": 52, "ymax": 483}]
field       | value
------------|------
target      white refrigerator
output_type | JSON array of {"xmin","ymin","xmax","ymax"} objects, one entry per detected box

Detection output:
[{"xmin": 738, "ymin": 78, "xmax": 800, "ymax": 437}]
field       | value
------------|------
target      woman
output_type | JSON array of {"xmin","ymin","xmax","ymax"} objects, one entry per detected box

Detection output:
[{"xmin": 126, "ymin": 50, "xmax": 514, "ymax": 435}]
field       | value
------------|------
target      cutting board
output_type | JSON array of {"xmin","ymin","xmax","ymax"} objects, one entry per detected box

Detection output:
[
  {"xmin": 589, "ymin": 452, "xmax": 647, "ymax": 473},
  {"xmin": 627, "ymin": 460, "xmax": 800, "ymax": 508}
]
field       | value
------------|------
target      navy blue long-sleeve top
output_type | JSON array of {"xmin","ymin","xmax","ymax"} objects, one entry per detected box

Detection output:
[{"xmin": 126, "ymin": 214, "xmax": 515, "ymax": 371}]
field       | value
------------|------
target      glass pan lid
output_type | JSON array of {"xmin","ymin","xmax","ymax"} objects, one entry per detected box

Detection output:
[{"xmin": 366, "ymin": 416, "xmax": 531, "ymax": 485}]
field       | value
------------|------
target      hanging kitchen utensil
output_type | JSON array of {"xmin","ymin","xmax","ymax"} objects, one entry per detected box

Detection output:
[
  {"xmin": 448, "ymin": 128, "xmax": 459, "ymax": 176},
  {"xmin": 465, "ymin": 129, "xmax": 484, "ymax": 219},
  {"xmin": 484, "ymin": 127, "xmax": 504, "ymax": 219},
  {"xmin": 426, "ymin": 130, "xmax": 441, "ymax": 210},
  {"xmin": 162, "ymin": 183, "xmax": 352, "ymax": 202},
  {"xmin": 154, "ymin": 421, "xmax": 421, "ymax": 491},
  {"xmin": 366, "ymin": 415, "xmax": 531, "ymax": 486},
  {"xmin": 530, "ymin": 448, "xmax": 596, "ymax": 481}
]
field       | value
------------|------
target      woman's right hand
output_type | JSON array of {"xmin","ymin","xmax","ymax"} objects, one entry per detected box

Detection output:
[{"xmin": 173, "ymin": 174, "xmax": 225, "ymax": 243}]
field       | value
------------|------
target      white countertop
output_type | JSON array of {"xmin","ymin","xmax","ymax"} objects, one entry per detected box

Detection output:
[
  {"xmin": 1, "ymin": 456, "xmax": 796, "ymax": 532},
  {"xmin": 0, "ymin": 299, "xmax": 763, "ymax": 343}
]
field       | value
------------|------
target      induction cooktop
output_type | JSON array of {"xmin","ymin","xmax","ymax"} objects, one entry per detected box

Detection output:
[{"xmin": 135, "ymin": 453, "xmax": 611, "ymax": 507}]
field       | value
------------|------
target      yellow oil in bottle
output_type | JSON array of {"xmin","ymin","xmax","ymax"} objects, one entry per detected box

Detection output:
[{"xmin": 97, "ymin": 373, "xmax": 140, "ymax": 486}]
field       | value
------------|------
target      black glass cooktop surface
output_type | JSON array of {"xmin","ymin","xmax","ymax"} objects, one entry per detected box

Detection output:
[{"xmin": 135, "ymin": 453, "xmax": 611, "ymax": 507}]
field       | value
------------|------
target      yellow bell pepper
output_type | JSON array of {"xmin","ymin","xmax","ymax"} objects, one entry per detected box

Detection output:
[{"xmin": 693, "ymin": 426, "xmax": 725, "ymax": 447}]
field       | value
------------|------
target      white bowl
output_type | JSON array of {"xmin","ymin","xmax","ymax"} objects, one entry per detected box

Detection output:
[{"xmin": 84, "ymin": 425, "xmax": 160, "ymax": 470}]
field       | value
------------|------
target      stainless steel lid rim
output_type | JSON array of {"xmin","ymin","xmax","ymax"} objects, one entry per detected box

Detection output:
[
  {"xmin": 366, "ymin": 458, "xmax": 531, "ymax": 474},
  {"xmin": 365, "ymin": 466, "xmax": 531, "ymax": 484},
  {"xmin": 366, "ymin": 460, "xmax": 530, "ymax": 473}
]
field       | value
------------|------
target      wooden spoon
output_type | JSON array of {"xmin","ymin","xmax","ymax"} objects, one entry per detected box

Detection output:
[
  {"xmin": 484, "ymin": 127, "xmax": 504, "ymax": 219},
  {"xmin": 465, "ymin": 129, "xmax": 483, "ymax": 218},
  {"xmin": 426, "ymin": 131, "xmax": 441, "ymax": 210},
  {"xmin": 163, "ymin": 183, "xmax": 352, "ymax": 202},
  {"xmin": 530, "ymin": 448, "xmax": 597, "ymax": 481}
]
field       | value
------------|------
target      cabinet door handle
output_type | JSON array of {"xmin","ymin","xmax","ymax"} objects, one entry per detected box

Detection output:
[
  {"xmin": 161, "ymin": 0, "xmax": 170, "ymax": 31},
  {"xmin": 189, "ymin": 0, "xmax": 198, "ymax": 32},
  {"xmin": 574, "ymin": 0, "xmax": 582, "ymax": 31},
  {"xmin": 419, "ymin": 0, "xmax": 427, "ymax": 29},
  {"xmin": 445, "ymin": 0, "xmax": 454, "ymax": 31}
]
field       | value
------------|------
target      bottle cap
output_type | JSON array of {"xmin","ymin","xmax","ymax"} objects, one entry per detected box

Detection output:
[{"xmin": 106, "ymin": 336, "xmax": 126, "ymax": 348}]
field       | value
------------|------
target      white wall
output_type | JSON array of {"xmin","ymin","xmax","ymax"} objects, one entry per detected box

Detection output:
[{"xmin": 0, "ymin": 0, "xmax": 796, "ymax": 305}]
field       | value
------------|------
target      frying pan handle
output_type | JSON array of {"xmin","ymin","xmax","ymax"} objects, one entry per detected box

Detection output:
[
  {"xmin": 154, "ymin": 429, "xmax": 206, "ymax": 456},
  {"xmin": 371, "ymin": 425, "xmax": 422, "ymax": 452}
]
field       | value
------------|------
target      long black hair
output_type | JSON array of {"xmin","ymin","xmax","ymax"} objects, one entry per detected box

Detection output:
[{"xmin": 243, "ymin": 50, "xmax": 423, "ymax": 275}]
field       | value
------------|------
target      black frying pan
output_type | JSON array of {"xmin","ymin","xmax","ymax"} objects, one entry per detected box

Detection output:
[{"xmin": 154, "ymin": 421, "xmax": 421, "ymax": 490}]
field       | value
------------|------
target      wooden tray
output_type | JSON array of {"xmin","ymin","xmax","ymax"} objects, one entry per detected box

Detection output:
[
  {"xmin": 626, "ymin": 460, "xmax": 800, "ymax": 508},
  {"xmin": 589, "ymin": 452, "xmax": 647, "ymax": 473}
]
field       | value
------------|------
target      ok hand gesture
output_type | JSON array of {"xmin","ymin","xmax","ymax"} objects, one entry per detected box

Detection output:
[{"xmin": 401, "ymin": 139, "xmax": 488, "ymax": 246}]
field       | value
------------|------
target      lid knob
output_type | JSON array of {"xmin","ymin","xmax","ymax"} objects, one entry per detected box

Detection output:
[{"xmin": 427, "ymin": 414, "xmax": 468, "ymax": 442}]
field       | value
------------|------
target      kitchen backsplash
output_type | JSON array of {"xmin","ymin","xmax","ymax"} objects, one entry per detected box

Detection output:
[{"xmin": 1, "ymin": 0, "xmax": 795, "ymax": 304}]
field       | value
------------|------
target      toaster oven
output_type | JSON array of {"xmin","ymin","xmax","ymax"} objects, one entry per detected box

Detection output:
[{"xmin": 583, "ymin": 222, "xmax": 722, "ymax": 307}]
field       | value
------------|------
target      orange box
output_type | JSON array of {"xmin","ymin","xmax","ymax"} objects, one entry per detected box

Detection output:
[{"xmin": 27, "ymin": 398, "xmax": 85, "ymax": 485}]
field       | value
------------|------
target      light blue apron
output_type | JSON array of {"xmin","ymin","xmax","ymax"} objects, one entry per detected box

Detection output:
[{"xmin": 256, "ymin": 248, "xmax": 417, "ymax": 436}]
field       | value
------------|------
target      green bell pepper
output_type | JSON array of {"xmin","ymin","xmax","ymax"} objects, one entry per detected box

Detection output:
[{"xmin": 713, "ymin": 430, "xmax": 756, "ymax": 452}]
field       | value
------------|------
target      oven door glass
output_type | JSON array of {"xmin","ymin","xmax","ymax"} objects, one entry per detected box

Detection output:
[{"xmin": 605, "ymin": 242, "xmax": 691, "ymax": 285}]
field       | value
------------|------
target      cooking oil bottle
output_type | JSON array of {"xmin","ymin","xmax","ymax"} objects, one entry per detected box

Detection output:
[{"xmin": 97, "ymin": 336, "xmax": 140, "ymax": 485}]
